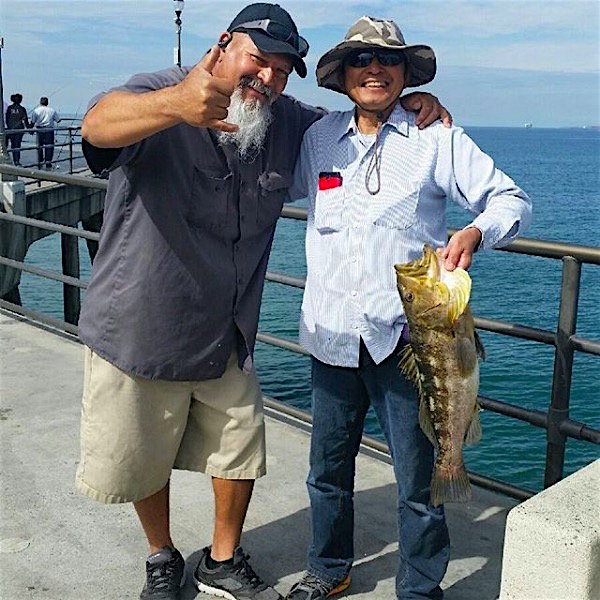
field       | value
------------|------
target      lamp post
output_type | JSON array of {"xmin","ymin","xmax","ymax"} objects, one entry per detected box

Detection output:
[
  {"xmin": 0, "ymin": 37, "xmax": 11, "ymax": 169},
  {"xmin": 173, "ymin": 1, "xmax": 184, "ymax": 67}
]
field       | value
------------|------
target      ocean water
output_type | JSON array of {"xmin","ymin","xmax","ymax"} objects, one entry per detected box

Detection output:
[{"xmin": 16, "ymin": 126, "xmax": 600, "ymax": 493}]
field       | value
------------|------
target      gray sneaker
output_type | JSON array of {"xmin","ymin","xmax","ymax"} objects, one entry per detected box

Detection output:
[
  {"xmin": 285, "ymin": 572, "xmax": 351, "ymax": 600},
  {"xmin": 194, "ymin": 546, "xmax": 282, "ymax": 600},
  {"xmin": 140, "ymin": 546, "xmax": 185, "ymax": 600}
]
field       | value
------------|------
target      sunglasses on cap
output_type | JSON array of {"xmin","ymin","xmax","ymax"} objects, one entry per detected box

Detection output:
[
  {"xmin": 345, "ymin": 49, "xmax": 405, "ymax": 68},
  {"xmin": 232, "ymin": 19, "xmax": 309, "ymax": 58}
]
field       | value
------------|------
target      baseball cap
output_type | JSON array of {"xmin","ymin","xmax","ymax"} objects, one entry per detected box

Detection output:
[{"xmin": 228, "ymin": 3, "xmax": 308, "ymax": 78}]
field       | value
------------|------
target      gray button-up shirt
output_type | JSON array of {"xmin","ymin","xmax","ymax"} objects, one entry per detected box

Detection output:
[{"xmin": 79, "ymin": 66, "xmax": 323, "ymax": 380}]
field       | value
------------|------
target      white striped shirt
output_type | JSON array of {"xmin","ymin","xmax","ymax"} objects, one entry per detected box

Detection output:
[{"xmin": 289, "ymin": 104, "xmax": 531, "ymax": 367}]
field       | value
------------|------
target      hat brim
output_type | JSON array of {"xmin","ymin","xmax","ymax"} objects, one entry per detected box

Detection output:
[
  {"xmin": 245, "ymin": 30, "xmax": 307, "ymax": 78},
  {"xmin": 316, "ymin": 41, "xmax": 436, "ymax": 94}
]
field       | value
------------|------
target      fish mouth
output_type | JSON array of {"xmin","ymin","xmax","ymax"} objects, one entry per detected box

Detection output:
[{"xmin": 418, "ymin": 302, "xmax": 444, "ymax": 317}]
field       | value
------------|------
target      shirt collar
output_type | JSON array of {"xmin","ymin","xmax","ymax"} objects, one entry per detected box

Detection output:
[{"xmin": 338, "ymin": 101, "xmax": 411, "ymax": 142}]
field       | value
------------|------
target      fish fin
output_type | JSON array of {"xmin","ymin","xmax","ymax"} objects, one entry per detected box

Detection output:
[
  {"xmin": 419, "ymin": 398, "xmax": 438, "ymax": 448},
  {"xmin": 398, "ymin": 344, "xmax": 420, "ymax": 387},
  {"xmin": 430, "ymin": 464, "xmax": 472, "ymax": 507},
  {"xmin": 464, "ymin": 404, "xmax": 482, "ymax": 446},
  {"xmin": 455, "ymin": 334, "xmax": 477, "ymax": 376},
  {"xmin": 474, "ymin": 330, "xmax": 486, "ymax": 360}
]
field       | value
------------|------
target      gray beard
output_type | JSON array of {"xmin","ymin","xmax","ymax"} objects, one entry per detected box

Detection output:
[{"xmin": 218, "ymin": 81, "xmax": 273, "ymax": 161}]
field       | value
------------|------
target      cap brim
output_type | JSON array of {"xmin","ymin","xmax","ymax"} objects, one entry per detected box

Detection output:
[{"xmin": 245, "ymin": 30, "xmax": 307, "ymax": 78}]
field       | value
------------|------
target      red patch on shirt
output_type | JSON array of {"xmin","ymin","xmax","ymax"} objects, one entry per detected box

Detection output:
[{"xmin": 318, "ymin": 172, "xmax": 343, "ymax": 191}]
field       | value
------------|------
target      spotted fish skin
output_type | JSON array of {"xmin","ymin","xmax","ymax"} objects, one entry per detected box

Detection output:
[{"xmin": 395, "ymin": 245, "xmax": 484, "ymax": 507}]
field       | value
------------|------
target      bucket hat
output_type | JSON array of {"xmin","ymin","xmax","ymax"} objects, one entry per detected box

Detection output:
[
  {"xmin": 316, "ymin": 16, "xmax": 436, "ymax": 93},
  {"xmin": 228, "ymin": 3, "xmax": 308, "ymax": 78}
]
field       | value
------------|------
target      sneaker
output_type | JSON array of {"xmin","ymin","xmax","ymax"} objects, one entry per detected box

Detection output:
[
  {"xmin": 285, "ymin": 573, "xmax": 351, "ymax": 600},
  {"xmin": 140, "ymin": 546, "xmax": 185, "ymax": 600},
  {"xmin": 194, "ymin": 546, "xmax": 282, "ymax": 600}
]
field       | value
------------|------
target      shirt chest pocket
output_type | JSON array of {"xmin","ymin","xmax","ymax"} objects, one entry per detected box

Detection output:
[
  {"xmin": 188, "ymin": 166, "xmax": 233, "ymax": 232},
  {"xmin": 314, "ymin": 186, "xmax": 345, "ymax": 233},
  {"xmin": 257, "ymin": 170, "xmax": 292, "ymax": 230},
  {"xmin": 369, "ymin": 179, "xmax": 421, "ymax": 230}
]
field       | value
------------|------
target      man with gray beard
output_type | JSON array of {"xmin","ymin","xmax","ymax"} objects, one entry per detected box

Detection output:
[
  {"xmin": 219, "ymin": 75, "xmax": 274, "ymax": 160},
  {"xmin": 77, "ymin": 4, "xmax": 451, "ymax": 600}
]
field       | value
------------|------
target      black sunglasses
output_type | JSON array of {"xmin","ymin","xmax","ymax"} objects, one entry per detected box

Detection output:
[
  {"xmin": 345, "ymin": 50, "xmax": 405, "ymax": 68},
  {"xmin": 233, "ymin": 19, "xmax": 309, "ymax": 58}
]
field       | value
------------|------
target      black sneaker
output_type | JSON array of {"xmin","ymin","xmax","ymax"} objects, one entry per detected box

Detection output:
[
  {"xmin": 140, "ymin": 546, "xmax": 185, "ymax": 600},
  {"xmin": 194, "ymin": 546, "xmax": 282, "ymax": 600},
  {"xmin": 285, "ymin": 572, "xmax": 351, "ymax": 600}
]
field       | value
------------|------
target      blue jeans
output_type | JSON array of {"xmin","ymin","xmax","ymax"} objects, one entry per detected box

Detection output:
[{"xmin": 306, "ymin": 343, "xmax": 450, "ymax": 599}]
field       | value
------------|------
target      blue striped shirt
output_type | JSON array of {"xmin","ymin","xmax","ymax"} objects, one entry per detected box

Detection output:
[{"xmin": 288, "ymin": 104, "xmax": 531, "ymax": 368}]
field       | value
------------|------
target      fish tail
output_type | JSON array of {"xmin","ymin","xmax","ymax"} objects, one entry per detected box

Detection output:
[{"xmin": 430, "ymin": 464, "xmax": 472, "ymax": 507}]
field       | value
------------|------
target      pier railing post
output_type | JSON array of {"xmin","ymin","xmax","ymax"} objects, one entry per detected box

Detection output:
[
  {"xmin": 61, "ymin": 232, "xmax": 80, "ymax": 325},
  {"xmin": 544, "ymin": 256, "xmax": 581, "ymax": 488},
  {"xmin": 68, "ymin": 127, "xmax": 74, "ymax": 174}
]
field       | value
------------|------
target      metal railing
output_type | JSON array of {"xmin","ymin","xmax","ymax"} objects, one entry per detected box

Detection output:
[
  {"xmin": 3, "ymin": 122, "xmax": 84, "ymax": 175},
  {"xmin": 1, "ymin": 166, "xmax": 599, "ymax": 502}
]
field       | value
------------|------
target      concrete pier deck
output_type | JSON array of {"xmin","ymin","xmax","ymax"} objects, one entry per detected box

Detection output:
[{"xmin": 0, "ymin": 310, "xmax": 515, "ymax": 600}]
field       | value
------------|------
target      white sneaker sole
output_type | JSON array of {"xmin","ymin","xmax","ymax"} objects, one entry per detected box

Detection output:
[{"xmin": 195, "ymin": 580, "xmax": 238, "ymax": 600}]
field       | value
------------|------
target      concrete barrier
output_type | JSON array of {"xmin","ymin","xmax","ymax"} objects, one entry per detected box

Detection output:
[{"xmin": 499, "ymin": 459, "xmax": 600, "ymax": 599}]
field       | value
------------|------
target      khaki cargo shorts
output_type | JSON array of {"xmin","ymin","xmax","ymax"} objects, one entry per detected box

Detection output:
[{"xmin": 75, "ymin": 347, "xmax": 266, "ymax": 504}]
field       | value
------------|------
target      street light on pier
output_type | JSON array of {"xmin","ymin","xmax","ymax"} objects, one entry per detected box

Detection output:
[{"xmin": 173, "ymin": 1, "xmax": 184, "ymax": 67}]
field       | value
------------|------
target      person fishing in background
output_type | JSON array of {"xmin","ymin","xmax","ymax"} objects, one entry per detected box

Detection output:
[
  {"xmin": 5, "ymin": 93, "xmax": 31, "ymax": 166},
  {"xmin": 286, "ymin": 15, "xmax": 531, "ymax": 600},
  {"xmin": 31, "ymin": 96, "xmax": 61, "ymax": 169}
]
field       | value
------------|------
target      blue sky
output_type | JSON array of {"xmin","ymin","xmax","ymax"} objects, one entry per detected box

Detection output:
[{"xmin": 1, "ymin": 0, "xmax": 598, "ymax": 127}]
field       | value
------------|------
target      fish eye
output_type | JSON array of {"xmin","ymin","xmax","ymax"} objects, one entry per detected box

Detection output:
[{"xmin": 404, "ymin": 292, "xmax": 414, "ymax": 302}]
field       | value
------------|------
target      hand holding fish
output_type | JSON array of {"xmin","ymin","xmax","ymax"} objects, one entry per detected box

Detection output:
[
  {"xmin": 437, "ymin": 226, "xmax": 482, "ymax": 271},
  {"xmin": 176, "ymin": 46, "xmax": 238, "ymax": 132}
]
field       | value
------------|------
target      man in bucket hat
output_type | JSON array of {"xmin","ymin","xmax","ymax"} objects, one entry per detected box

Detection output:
[
  {"xmin": 286, "ymin": 16, "xmax": 531, "ymax": 600},
  {"xmin": 77, "ymin": 4, "xmax": 451, "ymax": 600}
]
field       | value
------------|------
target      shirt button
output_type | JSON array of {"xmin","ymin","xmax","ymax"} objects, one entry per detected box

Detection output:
[
  {"xmin": 352, "ymin": 256, "xmax": 357, "ymax": 263},
  {"xmin": 351, "ymin": 290, "xmax": 357, "ymax": 297}
]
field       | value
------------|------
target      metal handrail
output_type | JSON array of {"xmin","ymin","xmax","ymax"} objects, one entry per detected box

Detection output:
[
  {"xmin": 3, "ymin": 126, "xmax": 84, "ymax": 174},
  {"xmin": 1, "ymin": 166, "xmax": 599, "ymax": 499}
]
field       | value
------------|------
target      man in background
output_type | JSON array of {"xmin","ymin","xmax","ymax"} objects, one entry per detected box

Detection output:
[
  {"xmin": 5, "ymin": 93, "xmax": 31, "ymax": 166},
  {"xmin": 31, "ymin": 96, "xmax": 60, "ymax": 168}
]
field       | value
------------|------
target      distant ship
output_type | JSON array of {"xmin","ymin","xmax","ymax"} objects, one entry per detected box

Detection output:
[{"xmin": 524, "ymin": 122, "xmax": 533, "ymax": 128}]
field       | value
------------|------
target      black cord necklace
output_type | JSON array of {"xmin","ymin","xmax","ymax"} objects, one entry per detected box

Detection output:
[{"xmin": 364, "ymin": 120, "xmax": 383, "ymax": 195}]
